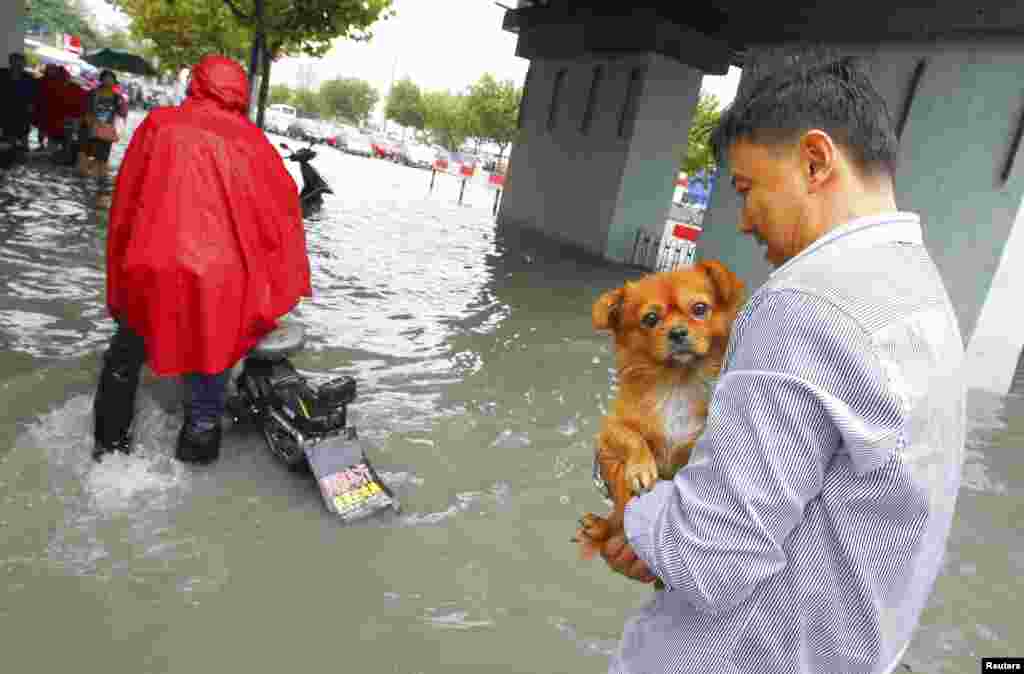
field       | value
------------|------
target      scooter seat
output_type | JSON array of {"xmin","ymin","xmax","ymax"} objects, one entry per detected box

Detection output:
[{"xmin": 251, "ymin": 323, "xmax": 307, "ymax": 360}]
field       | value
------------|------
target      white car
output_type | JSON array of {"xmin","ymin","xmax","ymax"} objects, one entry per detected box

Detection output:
[
  {"xmin": 402, "ymin": 143, "xmax": 438, "ymax": 169},
  {"xmin": 343, "ymin": 133, "xmax": 373, "ymax": 157},
  {"xmin": 265, "ymin": 103, "xmax": 297, "ymax": 135}
]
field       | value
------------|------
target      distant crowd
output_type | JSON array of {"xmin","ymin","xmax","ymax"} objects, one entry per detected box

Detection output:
[{"xmin": 0, "ymin": 51, "xmax": 173, "ymax": 175}]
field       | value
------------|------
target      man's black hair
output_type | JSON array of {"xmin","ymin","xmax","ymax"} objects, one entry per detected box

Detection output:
[{"xmin": 710, "ymin": 56, "xmax": 899, "ymax": 178}]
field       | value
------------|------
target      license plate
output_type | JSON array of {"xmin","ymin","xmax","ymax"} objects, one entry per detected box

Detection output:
[{"xmin": 303, "ymin": 427, "xmax": 400, "ymax": 522}]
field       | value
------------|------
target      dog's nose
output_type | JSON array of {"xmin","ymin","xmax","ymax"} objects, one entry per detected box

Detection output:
[{"xmin": 668, "ymin": 327, "xmax": 689, "ymax": 344}]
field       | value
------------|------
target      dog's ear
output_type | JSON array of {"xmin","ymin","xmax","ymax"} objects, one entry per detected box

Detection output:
[
  {"xmin": 696, "ymin": 259, "xmax": 745, "ymax": 310},
  {"xmin": 592, "ymin": 286, "xmax": 626, "ymax": 331}
]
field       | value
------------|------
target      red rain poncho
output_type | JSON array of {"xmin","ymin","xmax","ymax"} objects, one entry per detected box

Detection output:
[
  {"xmin": 36, "ymin": 66, "xmax": 88, "ymax": 139},
  {"xmin": 106, "ymin": 55, "xmax": 311, "ymax": 376}
]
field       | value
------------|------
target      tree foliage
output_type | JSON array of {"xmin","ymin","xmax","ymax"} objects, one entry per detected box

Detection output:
[
  {"xmin": 113, "ymin": 0, "xmax": 251, "ymax": 74},
  {"xmin": 291, "ymin": 86, "xmax": 323, "ymax": 117},
  {"xmin": 384, "ymin": 77, "xmax": 424, "ymax": 131},
  {"xmin": 112, "ymin": 0, "xmax": 393, "ymax": 124},
  {"xmin": 464, "ymin": 73, "xmax": 521, "ymax": 158},
  {"xmin": 421, "ymin": 90, "xmax": 469, "ymax": 152},
  {"xmin": 319, "ymin": 77, "xmax": 378, "ymax": 125},
  {"xmin": 678, "ymin": 92, "xmax": 721, "ymax": 177},
  {"xmin": 23, "ymin": 0, "xmax": 98, "ymax": 42},
  {"xmin": 269, "ymin": 83, "xmax": 295, "ymax": 105}
]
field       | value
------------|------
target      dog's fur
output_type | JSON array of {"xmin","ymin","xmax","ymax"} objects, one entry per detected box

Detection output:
[{"xmin": 577, "ymin": 260, "xmax": 745, "ymax": 560}]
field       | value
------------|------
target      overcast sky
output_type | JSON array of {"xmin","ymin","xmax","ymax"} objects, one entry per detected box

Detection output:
[{"xmin": 83, "ymin": 0, "xmax": 741, "ymax": 105}]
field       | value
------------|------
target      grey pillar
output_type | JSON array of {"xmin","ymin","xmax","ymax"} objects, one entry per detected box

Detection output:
[
  {"xmin": 499, "ymin": 52, "xmax": 703, "ymax": 263},
  {"xmin": 3, "ymin": 2, "xmax": 25, "ymax": 59},
  {"xmin": 698, "ymin": 41, "xmax": 1024, "ymax": 395}
]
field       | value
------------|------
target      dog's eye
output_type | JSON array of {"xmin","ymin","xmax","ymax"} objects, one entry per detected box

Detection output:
[
  {"xmin": 692, "ymin": 303, "xmax": 710, "ymax": 318},
  {"xmin": 641, "ymin": 312, "xmax": 659, "ymax": 328}
]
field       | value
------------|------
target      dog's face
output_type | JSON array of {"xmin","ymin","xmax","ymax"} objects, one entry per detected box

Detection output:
[{"xmin": 592, "ymin": 260, "xmax": 745, "ymax": 379}]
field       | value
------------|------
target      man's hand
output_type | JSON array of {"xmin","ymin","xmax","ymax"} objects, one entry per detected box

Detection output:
[{"xmin": 600, "ymin": 532, "xmax": 657, "ymax": 584}]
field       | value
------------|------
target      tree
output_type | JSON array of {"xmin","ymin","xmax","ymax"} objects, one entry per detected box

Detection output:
[
  {"xmin": 319, "ymin": 77, "xmax": 378, "ymax": 126},
  {"xmin": 113, "ymin": 0, "xmax": 251, "ymax": 75},
  {"xmin": 679, "ymin": 91, "xmax": 721, "ymax": 178},
  {"xmin": 112, "ymin": 0, "xmax": 394, "ymax": 126},
  {"xmin": 464, "ymin": 73, "xmax": 521, "ymax": 159},
  {"xmin": 422, "ymin": 90, "xmax": 469, "ymax": 153},
  {"xmin": 292, "ymin": 87, "xmax": 322, "ymax": 117},
  {"xmin": 269, "ymin": 83, "xmax": 295, "ymax": 106},
  {"xmin": 23, "ymin": 0, "xmax": 98, "ymax": 42},
  {"xmin": 216, "ymin": 0, "xmax": 395, "ymax": 128},
  {"xmin": 384, "ymin": 77, "xmax": 424, "ymax": 133},
  {"xmin": 94, "ymin": 25, "xmax": 139, "ymax": 51}
]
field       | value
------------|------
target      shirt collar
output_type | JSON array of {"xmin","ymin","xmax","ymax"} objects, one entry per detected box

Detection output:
[{"xmin": 769, "ymin": 211, "xmax": 923, "ymax": 279}]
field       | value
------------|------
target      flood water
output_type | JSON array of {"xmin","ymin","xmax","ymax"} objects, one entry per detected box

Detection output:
[{"xmin": 1, "ymin": 113, "xmax": 1021, "ymax": 673}]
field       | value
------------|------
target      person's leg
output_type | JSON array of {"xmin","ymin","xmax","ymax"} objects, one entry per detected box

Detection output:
[
  {"xmin": 94, "ymin": 140, "xmax": 112, "ymax": 178},
  {"xmin": 93, "ymin": 321, "xmax": 147, "ymax": 459},
  {"xmin": 77, "ymin": 139, "xmax": 94, "ymax": 175},
  {"xmin": 177, "ymin": 371, "xmax": 230, "ymax": 464}
]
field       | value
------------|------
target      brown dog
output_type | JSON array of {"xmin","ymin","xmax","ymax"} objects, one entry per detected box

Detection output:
[{"xmin": 576, "ymin": 260, "xmax": 745, "ymax": 560}]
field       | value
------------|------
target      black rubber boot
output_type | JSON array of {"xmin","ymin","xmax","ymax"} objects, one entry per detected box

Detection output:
[
  {"xmin": 176, "ymin": 421, "xmax": 222, "ymax": 465},
  {"xmin": 92, "ymin": 339, "xmax": 144, "ymax": 461}
]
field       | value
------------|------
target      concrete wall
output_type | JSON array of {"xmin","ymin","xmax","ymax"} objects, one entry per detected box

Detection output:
[
  {"xmin": 697, "ymin": 41, "xmax": 1024, "ymax": 394},
  {"xmin": 607, "ymin": 53, "xmax": 702, "ymax": 262},
  {"xmin": 498, "ymin": 51, "xmax": 702, "ymax": 262},
  {"xmin": 2, "ymin": 1, "xmax": 24, "ymax": 61}
]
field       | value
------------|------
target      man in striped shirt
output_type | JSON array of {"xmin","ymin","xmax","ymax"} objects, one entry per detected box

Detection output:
[{"xmin": 601, "ymin": 58, "xmax": 966, "ymax": 674}]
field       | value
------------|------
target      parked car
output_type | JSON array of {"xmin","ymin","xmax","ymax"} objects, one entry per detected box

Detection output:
[
  {"xmin": 343, "ymin": 132, "xmax": 374, "ymax": 157},
  {"xmin": 265, "ymin": 103, "xmax": 297, "ymax": 135},
  {"xmin": 370, "ymin": 136, "xmax": 400, "ymax": 161},
  {"xmin": 401, "ymin": 143, "xmax": 438, "ymax": 169}
]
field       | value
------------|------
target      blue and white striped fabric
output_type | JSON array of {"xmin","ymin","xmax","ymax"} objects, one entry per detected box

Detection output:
[{"xmin": 610, "ymin": 213, "xmax": 966, "ymax": 674}]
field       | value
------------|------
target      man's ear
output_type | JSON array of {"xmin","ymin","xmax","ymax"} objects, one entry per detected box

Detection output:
[
  {"xmin": 696, "ymin": 259, "xmax": 745, "ymax": 310},
  {"xmin": 592, "ymin": 286, "xmax": 626, "ymax": 332}
]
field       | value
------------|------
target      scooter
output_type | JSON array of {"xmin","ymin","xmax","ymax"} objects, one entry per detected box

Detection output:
[
  {"xmin": 280, "ymin": 142, "xmax": 333, "ymax": 215},
  {"xmin": 225, "ymin": 322, "xmax": 400, "ymax": 522}
]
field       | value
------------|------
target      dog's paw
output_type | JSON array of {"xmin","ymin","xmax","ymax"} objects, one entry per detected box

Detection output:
[
  {"xmin": 574, "ymin": 513, "xmax": 611, "ymax": 560},
  {"xmin": 625, "ymin": 457, "xmax": 659, "ymax": 495}
]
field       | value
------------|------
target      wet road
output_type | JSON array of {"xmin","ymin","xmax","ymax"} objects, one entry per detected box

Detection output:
[{"xmin": 0, "ymin": 114, "xmax": 1021, "ymax": 673}]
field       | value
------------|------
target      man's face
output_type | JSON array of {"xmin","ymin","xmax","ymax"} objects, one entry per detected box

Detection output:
[{"xmin": 727, "ymin": 138, "xmax": 818, "ymax": 268}]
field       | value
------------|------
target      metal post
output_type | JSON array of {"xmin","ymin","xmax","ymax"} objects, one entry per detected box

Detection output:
[
  {"xmin": 429, "ymin": 168, "xmax": 436, "ymax": 192},
  {"xmin": 459, "ymin": 178, "xmax": 467, "ymax": 205}
]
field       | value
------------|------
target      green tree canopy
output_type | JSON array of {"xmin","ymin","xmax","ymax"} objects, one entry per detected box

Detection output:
[
  {"xmin": 113, "ymin": 0, "xmax": 393, "ymax": 125},
  {"xmin": 269, "ymin": 83, "xmax": 295, "ymax": 106},
  {"xmin": 114, "ymin": 0, "xmax": 251, "ymax": 74},
  {"xmin": 319, "ymin": 77, "xmax": 378, "ymax": 125},
  {"xmin": 678, "ymin": 91, "xmax": 721, "ymax": 178},
  {"xmin": 292, "ymin": 87, "xmax": 323, "ymax": 118},
  {"xmin": 384, "ymin": 77, "xmax": 424, "ymax": 131},
  {"xmin": 422, "ymin": 90, "xmax": 469, "ymax": 152},
  {"xmin": 464, "ymin": 73, "xmax": 521, "ymax": 158},
  {"xmin": 23, "ymin": 0, "xmax": 98, "ymax": 42}
]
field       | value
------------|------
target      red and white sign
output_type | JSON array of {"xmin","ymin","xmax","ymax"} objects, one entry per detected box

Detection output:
[
  {"xmin": 656, "ymin": 221, "xmax": 703, "ymax": 271},
  {"xmin": 62, "ymin": 34, "xmax": 83, "ymax": 55}
]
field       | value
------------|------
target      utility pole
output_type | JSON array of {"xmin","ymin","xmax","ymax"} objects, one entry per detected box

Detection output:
[
  {"xmin": 247, "ymin": 0, "xmax": 265, "ymax": 122},
  {"xmin": 384, "ymin": 56, "xmax": 397, "ymax": 132}
]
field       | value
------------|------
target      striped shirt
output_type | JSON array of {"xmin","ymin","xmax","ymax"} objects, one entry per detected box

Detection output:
[{"xmin": 611, "ymin": 212, "xmax": 966, "ymax": 674}]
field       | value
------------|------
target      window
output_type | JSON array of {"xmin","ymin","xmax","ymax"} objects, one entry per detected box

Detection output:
[
  {"xmin": 580, "ymin": 65, "xmax": 604, "ymax": 135},
  {"xmin": 618, "ymin": 66, "xmax": 646, "ymax": 139},
  {"xmin": 547, "ymin": 67, "xmax": 567, "ymax": 132}
]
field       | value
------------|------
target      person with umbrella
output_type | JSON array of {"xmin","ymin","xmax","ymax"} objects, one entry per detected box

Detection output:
[{"xmin": 79, "ymin": 69, "xmax": 127, "ymax": 177}]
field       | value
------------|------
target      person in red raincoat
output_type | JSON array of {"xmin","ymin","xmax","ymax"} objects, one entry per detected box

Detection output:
[
  {"xmin": 34, "ymin": 64, "xmax": 88, "ymax": 153},
  {"xmin": 93, "ymin": 54, "xmax": 312, "ymax": 464}
]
